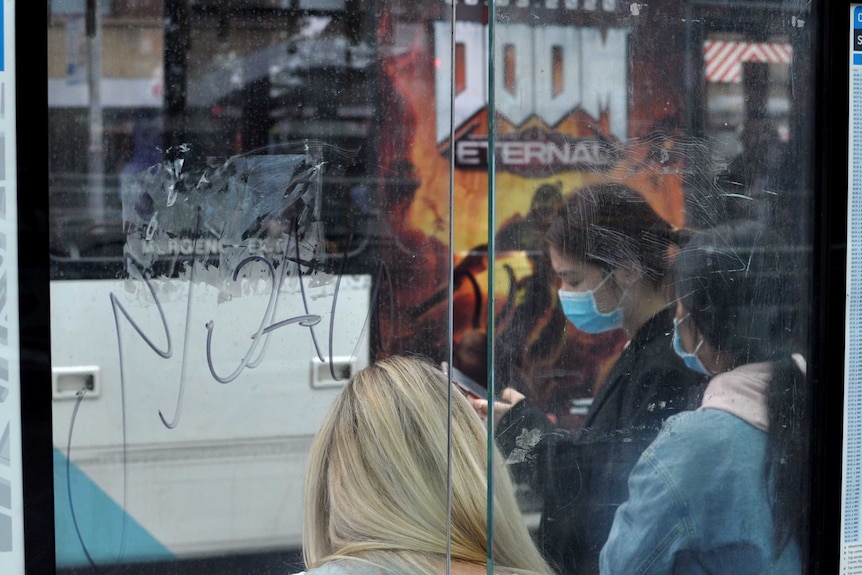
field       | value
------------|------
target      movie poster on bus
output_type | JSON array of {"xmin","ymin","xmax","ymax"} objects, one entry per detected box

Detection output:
[{"xmin": 375, "ymin": 0, "xmax": 693, "ymax": 429}]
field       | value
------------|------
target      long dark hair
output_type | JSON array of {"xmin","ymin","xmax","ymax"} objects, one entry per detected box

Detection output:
[
  {"xmin": 544, "ymin": 183, "xmax": 679, "ymax": 285},
  {"xmin": 673, "ymin": 219, "xmax": 807, "ymax": 552}
]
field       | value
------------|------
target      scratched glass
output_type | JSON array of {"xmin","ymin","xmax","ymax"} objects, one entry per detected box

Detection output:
[
  {"xmin": 485, "ymin": 1, "xmax": 814, "ymax": 575},
  {"xmin": 49, "ymin": 1, "xmax": 454, "ymax": 573},
  {"xmin": 47, "ymin": 1, "xmax": 816, "ymax": 574}
]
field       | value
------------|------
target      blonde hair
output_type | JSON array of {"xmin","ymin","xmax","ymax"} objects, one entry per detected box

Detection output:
[{"xmin": 303, "ymin": 355, "xmax": 555, "ymax": 575}]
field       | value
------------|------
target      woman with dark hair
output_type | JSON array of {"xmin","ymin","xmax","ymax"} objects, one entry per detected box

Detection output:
[
  {"xmin": 472, "ymin": 184, "xmax": 707, "ymax": 575},
  {"xmin": 600, "ymin": 219, "xmax": 806, "ymax": 574}
]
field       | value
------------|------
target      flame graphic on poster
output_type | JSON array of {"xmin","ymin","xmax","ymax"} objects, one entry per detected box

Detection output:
[{"xmin": 374, "ymin": 9, "xmax": 696, "ymax": 429}]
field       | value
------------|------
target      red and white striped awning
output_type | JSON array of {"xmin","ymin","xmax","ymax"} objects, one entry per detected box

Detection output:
[{"xmin": 704, "ymin": 41, "xmax": 793, "ymax": 83}]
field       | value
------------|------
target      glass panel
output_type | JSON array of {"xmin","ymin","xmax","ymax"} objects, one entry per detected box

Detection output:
[
  {"xmin": 487, "ymin": 1, "xmax": 813, "ymax": 575},
  {"xmin": 46, "ymin": 0, "xmax": 819, "ymax": 574},
  {"xmin": 47, "ymin": 1, "xmax": 470, "ymax": 572}
]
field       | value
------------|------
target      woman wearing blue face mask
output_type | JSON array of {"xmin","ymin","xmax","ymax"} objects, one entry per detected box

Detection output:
[
  {"xmin": 472, "ymin": 184, "xmax": 707, "ymax": 575},
  {"xmin": 600, "ymin": 219, "xmax": 807, "ymax": 575}
]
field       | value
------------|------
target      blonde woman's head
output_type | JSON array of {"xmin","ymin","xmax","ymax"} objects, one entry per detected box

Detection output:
[{"xmin": 303, "ymin": 355, "xmax": 554, "ymax": 575}]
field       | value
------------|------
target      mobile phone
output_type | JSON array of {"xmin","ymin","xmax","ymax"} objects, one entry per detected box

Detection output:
[
  {"xmin": 450, "ymin": 366, "xmax": 512, "ymax": 406},
  {"xmin": 450, "ymin": 366, "xmax": 488, "ymax": 399}
]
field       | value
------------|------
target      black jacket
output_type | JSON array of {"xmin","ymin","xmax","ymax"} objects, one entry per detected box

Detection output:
[{"xmin": 496, "ymin": 308, "xmax": 707, "ymax": 575}]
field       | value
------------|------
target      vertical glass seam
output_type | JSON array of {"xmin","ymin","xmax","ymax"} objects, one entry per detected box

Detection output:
[
  {"xmin": 446, "ymin": 1, "xmax": 457, "ymax": 574},
  {"xmin": 486, "ymin": 0, "xmax": 496, "ymax": 573}
]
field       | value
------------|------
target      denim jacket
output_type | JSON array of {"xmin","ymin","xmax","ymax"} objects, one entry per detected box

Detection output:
[
  {"xmin": 496, "ymin": 309, "xmax": 706, "ymax": 575},
  {"xmin": 599, "ymin": 409, "xmax": 801, "ymax": 575}
]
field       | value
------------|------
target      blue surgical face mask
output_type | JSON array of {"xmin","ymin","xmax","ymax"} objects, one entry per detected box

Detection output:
[
  {"xmin": 672, "ymin": 314, "xmax": 712, "ymax": 376},
  {"xmin": 557, "ymin": 274, "xmax": 623, "ymax": 334}
]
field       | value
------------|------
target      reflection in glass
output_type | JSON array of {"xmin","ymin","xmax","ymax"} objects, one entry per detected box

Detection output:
[
  {"xmin": 485, "ymin": 1, "xmax": 812, "ymax": 575},
  {"xmin": 46, "ymin": 0, "xmax": 815, "ymax": 573},
  {"xmin": 48, "ymin": 1, "xmax": 452, "ymax": 571}
]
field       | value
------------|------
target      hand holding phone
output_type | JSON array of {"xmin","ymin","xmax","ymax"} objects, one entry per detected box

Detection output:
[
  {"xmin": 447, "ymin": 364, "xmax": 511, "ymax": 405},
  {"xmin": 449, "ymin": 365, "xmax": 487, "ymax": 399}
]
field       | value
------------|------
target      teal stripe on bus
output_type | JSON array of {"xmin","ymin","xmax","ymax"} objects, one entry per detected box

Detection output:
[{"xmin": 53, "ymin": 449, "xmax": 174, "ymax": 567}]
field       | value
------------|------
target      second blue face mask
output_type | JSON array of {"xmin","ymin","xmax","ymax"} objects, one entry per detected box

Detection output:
[
  {"xmin": 557, "ymin": 274, "xmax": 623, "ymax": 334},
  {"xmin": 672, "ymin": 315, "xmax": 713, "ymax": 376}
]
